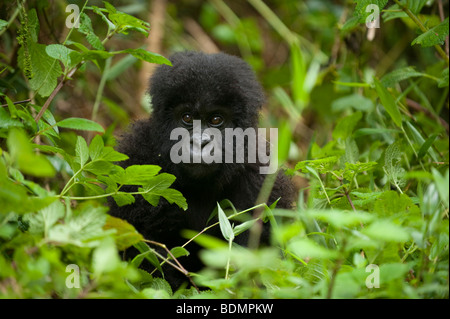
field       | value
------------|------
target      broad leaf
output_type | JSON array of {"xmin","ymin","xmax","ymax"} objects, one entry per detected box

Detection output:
[
  {"xmin": 412, "ymin": 17, "xmax": 449, "ymax": 47},
  {"xmin": 57, "ymin": 117, "xmax": 105, "ymax": 132}
]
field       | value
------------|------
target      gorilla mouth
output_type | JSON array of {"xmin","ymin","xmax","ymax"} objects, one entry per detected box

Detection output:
[{"xmin": 180, "ymin": 161, "xmax": 220, "ymax": 179}]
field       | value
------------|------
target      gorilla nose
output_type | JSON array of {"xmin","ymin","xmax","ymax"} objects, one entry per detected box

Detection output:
[{"xmin": 191, "ymin": 132, "xmax": 212, "ymax": 147}]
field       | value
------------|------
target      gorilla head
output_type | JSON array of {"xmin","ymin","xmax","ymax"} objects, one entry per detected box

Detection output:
[{"xmin": 147, "ymin": 52, "xmax": 266, "ymax": 183}]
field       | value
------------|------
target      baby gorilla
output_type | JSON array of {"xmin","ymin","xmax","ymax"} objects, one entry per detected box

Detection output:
[{"xmin": 109, "ymin": 51, "xmax": 295, "ymax": 289}]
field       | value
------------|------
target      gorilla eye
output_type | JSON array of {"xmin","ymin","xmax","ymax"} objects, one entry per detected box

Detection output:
[
  {"xmin": 182, "ymin": 113, "xmax": 193, "ymax": 125},
  {"xmin": 209, "ymin": 115, "xmax": 224, "ymax": 127}
]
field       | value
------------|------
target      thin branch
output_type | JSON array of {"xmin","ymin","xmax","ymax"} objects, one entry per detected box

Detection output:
[
  {"xmin": 145, "ymin": 240, "xmax": 200, "ymax": 291},
  {"xmin": 0, "ymin": 99, "xmax": 31, "ymax": 107},
  {"xmin": 34, "ymin": 66, "xmax": 78, "ymax": 123}
]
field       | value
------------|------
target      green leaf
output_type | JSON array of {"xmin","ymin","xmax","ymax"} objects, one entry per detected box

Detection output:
[
  {"xmin": 138, "ymin": 173, "xmax": 187, "ymax": 210},
  {"xmin": 103, "ymin": 3, "xmax": 150, "ymax": 36},
  {"xmin": 77, "ymin": 12, "xmax": 104, "ymax": 50},
  {"xmin": 133, "ymin": 242, "xmax": 163, "ymax": 274},
  {"xmin": 373, "ymin": 78, "xmax": 402, "ymax": 128},
  {"xmin": 381, "ymin": 67, "xmax": 424, "ymax": 88},
  {"xmin": 113, "ymin": 193, "xmax": 135, "ymax": 206},
  {"xmin": 170, "ymin": 247, "xmax": 190, "ymax": 259},
  {"xmin": 331, "ymin": 94, "xmax": 374, "ymax": 112},
  {"xmin": 104, "ymin": 215, "xmax": 144, "ymax": 250},
  {"xmin": 412, "ymin": 17, "xmax": 449, "ymax": 47},
  {"xmin": 18, "ymin": 41, "xmax": 62, "ymax": 97},
  {"xmin": 362, "ymin": 220, "xmax": 410, "ymax": 242},
  {"xmin": 332, "ymin": 112, "xmax": 362, "ymax": 140},
  {"xmin": 45, "ymin": 44, "xmax": 82, "ymax": 70},
  {"xmin": 84, "ymin": 160, "xmax": 116, "ymax": 175},
  {"xmin": 383, "ymin": 141, "xmax": 406, "ymax": 191},
  {"xmin": 92, "ymin": 238, "xmax": 120, "ymax": 276},
  {"xmin": 294, "ymin": 156, "xmax": 338, "ymax": 174},
  {"xmin": 24, "ymin": 200, "xmax": 65, "ymax": 236},
  {"xmin": 48, "ymin": 206, "xmax": 111, "ymax": 247},
  {"xmin": 89, "ymin": 135, "xmax": 104, "ymax": 161},
  {"xmin": 306, "ymin": 209, "xmax": 374, "ymax": 228},
  {"xmin": 288, "ymin": 238, "xmax": 338, "ymax": 259},
  {"xmin": 57, "ymin": 117, "xmax": 105, "ymax": 132},
  {"xmin": 100, "ymin": 146, "xmax": 129, "ymax": 162},
  {"xmin": 438, "ymin": 68, "xmax": 449, "ymax": 88},
  {"xmin": 233, "ymin": 219, "xmax": 258, "ymax": 236},
  {"xmin": 417, "ymin": 133, "xmax": 438, "ymax": 160},
  {"xmin": 373, "ymin": 191, "xmax": 420, "ymax": 217},
  {"xmin": 112, "ymin": 165, "xmax": 161, "ymax": 185},
  {"xmin": 217, "ymin": 203, "xmax": 234, "ymax": 241},
  {"xmin": 7, "ymin": 128, "xmax": 56, "ymax": 177},
  {"xmin": 432, "ymin": 168, "xmax": 449, "ymax": 208},
  {"xmin": 0, "ymin": 19, "xmax": 8, "ymax": 32},
  {"xmin": 118, "ymin": 49, "xmax": 172, "ymax": 66},
  {"xmin": 353, "ymin": 0, "xmax": 388, "ymax": 23},
  {"xmin": 75, "ymin": 136, "xmax": 89, "ymax": 166}
]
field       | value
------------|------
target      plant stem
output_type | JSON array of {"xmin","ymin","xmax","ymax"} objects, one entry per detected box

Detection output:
[
  {"xmin": 181, "ymin": 203, "xmax": 267, "ymax": 249},
  {"xmin": 393, "ymin": 0, "xmax": 449, "ymax": 65}
]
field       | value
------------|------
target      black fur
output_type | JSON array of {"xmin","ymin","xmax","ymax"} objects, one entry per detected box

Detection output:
[{"xmin": 108, "ymin": 51, "xmax": 296, "ymax": 288}]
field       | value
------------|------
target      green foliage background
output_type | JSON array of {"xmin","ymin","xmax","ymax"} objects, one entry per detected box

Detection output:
[{"xmin": 0, "ymin": 0, "xmax": 448, "ymax": 299}]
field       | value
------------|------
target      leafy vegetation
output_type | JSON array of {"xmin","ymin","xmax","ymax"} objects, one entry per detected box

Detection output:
[{"xmin": 0, "ymin": 0, "xmax": 448, "ymax": 299}]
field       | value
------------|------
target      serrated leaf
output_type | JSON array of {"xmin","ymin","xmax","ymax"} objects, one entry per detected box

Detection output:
[
  {"xmin": 100, "ymin": 146, "xmax": 129, "ymax": 162},
  {"xmin": 18, "ymin": 41, "xmax": 62, "ymax": 97},
  {"xmin": 113, "ymin": 193, "xmax": 135, "ymax": 206},
  {"xmin": 112, "ymin": 165, "xmax": 161, "ymax": 185},
  {"xmin": 75, "ymin": 136, "xmax": 89, "ymax": 166},
  {"xmin": 24, "ymin": 200, "xmax": 65, "ymax": 236},
  {"xmin": 412, "ymin": 17, "xmax": 449, "ymax": 47},
  {"xmin": 381, "ymin": 67, "xmax": 424, "ymax": 88},
  {"xmin": 48, "ymin": 206, "xmax": 111, "ymax": 247},
  {"xmin": 84, "ymin": 160, "xmax": 116, "ymax": 175},
  {"xmin": 139, "ymin": 174, "xmax": 187, "ymax": 210},
  {"xmin": 353, "ymin": 0, "xmax": 388, "ymax": 23},
  {"xmin": 57, "ymin": 117, "xmax": 105, "ymax": 132},
  {"xmin": 373, "ymin": 78, "xmax": 402, "ymax": 128},
  {"xmin": 383, "ymin": 141, "xmax": 406, "ymax": 191},
  {"xmin": 89, "ymin": 135, "xmax": 104, "ymax": 161},
  {"xmin": 78, "ymin": 12, "xmax": 104, "ymax": 50},
  {"xmin": 103, "ymin": 3, "xmax": 150, "ymax": 36},
  {"xmin": 294, "ymin": 156, "xmax": 338, "ymax": 174}
]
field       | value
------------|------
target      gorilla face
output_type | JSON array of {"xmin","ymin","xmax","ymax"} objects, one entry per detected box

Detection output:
[{"xmin": 148, "ymin": 51, "xmax": 265, "ymax": 182}]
